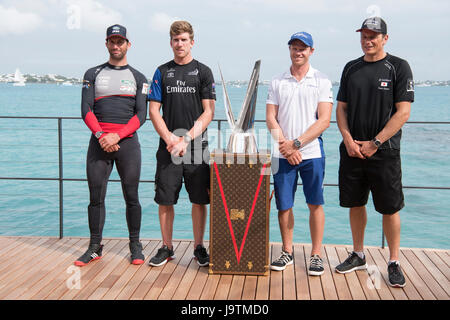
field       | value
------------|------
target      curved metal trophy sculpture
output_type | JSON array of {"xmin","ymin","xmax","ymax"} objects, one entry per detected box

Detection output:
[{"xmin": 219, "ymin": 60, "xmax": 261, "ymax": 153}]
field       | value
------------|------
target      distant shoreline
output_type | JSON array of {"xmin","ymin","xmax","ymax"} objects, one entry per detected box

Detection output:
[{"xmin": 1, "ymin": 75, "xmax": 449, "ymax": 87}]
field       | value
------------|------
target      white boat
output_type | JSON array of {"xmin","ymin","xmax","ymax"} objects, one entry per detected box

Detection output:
[
  {"xmin": 62, "ymin": 81, "xmax": 73, "ymax": 86},
  {"xmin": 13, "ymin": 68, "xmax": 26, "ymax": 86}
]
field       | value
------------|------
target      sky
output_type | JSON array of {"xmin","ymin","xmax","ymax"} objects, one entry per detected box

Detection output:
[{"xmin": 1, "ymin": 0, "xmax": 449, "ymax": 81}]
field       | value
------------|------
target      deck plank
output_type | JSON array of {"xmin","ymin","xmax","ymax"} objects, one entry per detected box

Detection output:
[
  {"xmin": 0, "ymin": 238, "xmax": 64, "ymax": 299},
  {"xmin": 44, "ymin": 239, "xmax": 115, "ymax": 300},
  {"xmin": 115, "ymin": 240, "xmax": 161, "ymax": 300},
  {"xmin": 435, "ymin": 251, "xmax": 450, "ymax": 268},
  {"xmin": 402, "ymin": 249, "xmax": 448, "ymax": 300},
  {"xmin": 0, "ymin": 236, "xmax": 14, "ymax": 248},
  {"xmin": 171, "ymin": 255, "xmax": 201, "ymax": 300},
  {"xmin": 228, "ymin": 275, "xmax": 245, "ymax": 300},
  {"xmin": 342, "ymin": 246, "xmax": 380, "ymax": 300},
  {"xmin": 293, "ymin": 244, "xmax": 310, "ymax": 300},
  {"xmin": 185, "ymin": 260, "xmax": 209, "ymax": 300},
  {"xmin": 58, "ymin": 239, "xmax": 125, "ymax": 300},
  {"xmin": 254, "ymin": 244, "xmax": 271, "ymax": 300},
  {"xmin": 378, "ymin": 247, "xmax": 430, "ymax": 300},
  {"xmin": 269, "ymin": 243, "xmax": 283, "ymax": 300},
  {"xmin": 320, "ymin": 245, "xmax": 339, "ymax": 300},
  {"xmin": 304, "ymin": 244, "xmax": 324, "ymax": 300},
  {"xmin": 0, "ymin": 237, "xmax": 50, "ymax": 278},
  {"xmin": 213, "ymin": 275, "xmax": 233, "ymax": 300},
  {"xmin": 335, "ymin": 246, "xmax": 366, "ymax": 300},
  {"xmin": 158, "ymin": 241, "xmax": 197, "ymax": 300},
  {"xmin": 0, "ymin": 236, "xmax": 27, "ymax": 258},
  {"xmin": 241, "ymin": 276, "xmax": 257, "ymax": 300},
  {"xmin": 364, "ymin": 247, "xmax": 392, "ymax": 300},
  {"xmin": 30, "ymin": 239, "xmax": 90, "ymax": 300},
  {"xmin": 199, "ymin": 273, "xmax": 220, "ymax": 300},
  {"xmin": 370, "ymin": 247, "xmax": 418, "ymax": 300},
  {"xmin": 282, "ymin": 245, "xmax": 297, "ymax": 300},
  {"xmin": 0, "ymin": 236, "xmax": 448, "ymax": 301},
  {"xmin": 75, "ymin": 240, "xmax": 130, "ymax": 300},
  {"xmin": 325, "ymin": 246, "xmax": 352, "ymax": 300},
  {"xmin": 424, "ymin": 250, "xmax": 450, "ymax": 281},
  {"xmin": 130, "ymin": 242, "xmax": 181, "ymax": 300},
  {"xmin": 14, "ymin": 238, "xmax": 87, "ymax": 300},
  {"xmin": 101, "ymin": 240, "xmax": 157, "ymax": 300},
  {"xmin": 144, "ymin": 241, "xmax": 190, "ymax": 300}
]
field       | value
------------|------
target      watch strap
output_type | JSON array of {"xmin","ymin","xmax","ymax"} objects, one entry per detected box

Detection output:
[
  {"xmin": 184, "ymin": 133, "xmax": 192, "ymax": 143},
  {"xmin": 372, "ymin": 138, "xmax": 381, "ymax": 148},
  {"xmin": 95, "ymin": 131, "xmax": 104, "ymax": 139}
]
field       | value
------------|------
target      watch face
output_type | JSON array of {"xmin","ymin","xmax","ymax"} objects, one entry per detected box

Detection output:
[
  {"xmin": 294, "ymin": 139, "xmax": 301, "ymax": 149},
  {"xmin": 373, "ymin": 139, "xmax": 381, "ymax": 147}
]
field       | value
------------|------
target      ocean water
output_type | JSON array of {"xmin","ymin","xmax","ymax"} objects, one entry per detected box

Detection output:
[{"xmin": 0, "ymin": 82, "xmax": 449, "ymax": 250}]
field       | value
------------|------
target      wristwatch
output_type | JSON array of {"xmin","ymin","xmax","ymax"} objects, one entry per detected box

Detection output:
[
  {"xmin": 183, "ymin": 133, "xmax": 192, "ymax": 143},
  {"xmin": 95, "ymin": 131, "xmax": 104, "ymax": 139},
  {"xmin": 293, "ymin": 138, "xmax": 302, "ymax": 149},
  {"xmin": 372, "ymin": 137, "xmax": 382, "ymax": 148}
]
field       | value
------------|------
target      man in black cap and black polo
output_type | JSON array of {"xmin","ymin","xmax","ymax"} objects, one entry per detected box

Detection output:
[
  {"xmin": 335, "ymin": 17, "xmax": 414, "ymax": 288},
  {"xmin": 75, "ymin": 24, "xmax": 149, "ymax": 266}
]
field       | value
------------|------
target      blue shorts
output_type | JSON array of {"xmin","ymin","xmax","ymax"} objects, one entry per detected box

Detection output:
[{"xmin": 272, "ymin": 157, "xmax": 325, "ymax": 211}]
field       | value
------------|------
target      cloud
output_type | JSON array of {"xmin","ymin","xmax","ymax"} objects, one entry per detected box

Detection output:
[
  {"xmin": 65, "ymin": 0, "xmax": 122, "ymax": 32},
  {"xmin": 0, "ymin": 5, "xmax": 43, "ymax": 35},
  {"xmin": 327, "ymin": 26, "xmax": 340, "ymax": 34},
  {"xmin": 149, "ymin": 12, "xmax": 180, "ymax": 33},
  {"xmin": 242, "ymin": 20, "xmax": 253, "ymax": 28}
]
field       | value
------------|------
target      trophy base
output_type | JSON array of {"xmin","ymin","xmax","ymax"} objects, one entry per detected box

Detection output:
[{"xmin": 209, "ymin": 150, "xmax": 271, "ymax": 275}]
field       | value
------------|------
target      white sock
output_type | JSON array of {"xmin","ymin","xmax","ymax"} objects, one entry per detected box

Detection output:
[
  {"xmin": 388, "ymin": 260, "xmax": 400, "ymax": 266},
  {"xmin": 354, "ymin": 251, "xmax": 365, "ymax": 259}
]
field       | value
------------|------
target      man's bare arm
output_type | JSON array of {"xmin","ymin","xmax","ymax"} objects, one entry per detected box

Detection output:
[
  {"xmin": 357, "ymin": 101, "xmax": 411, "ymax": 158},
  {"xmin": 169, "ymin": 98, "xmax": 215, "ymax": 156},
  {"xmin": 279, "ymin": 101, "xmax": 333, "ymax": 158},
  {"xmin": 149, "ymin": 100, "xmax": 177, "ymax": 147}
]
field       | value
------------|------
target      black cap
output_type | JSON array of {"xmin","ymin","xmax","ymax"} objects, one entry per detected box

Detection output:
[
  {"xmin": 106, "ymin": 24, "xmax": 128, "ymax": 41},
  {"xmin": 356, "ymin": 17, "xmax": 387, "ymax": 34}
]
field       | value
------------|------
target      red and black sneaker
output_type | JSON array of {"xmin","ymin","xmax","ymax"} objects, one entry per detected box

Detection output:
[
  {"xmin": 129, "ymin": 241, "xmax": 145, "ymax": 265},
  {"xmin": 74, "ymin": 243, "xmax": 103, "ymax": 267}
]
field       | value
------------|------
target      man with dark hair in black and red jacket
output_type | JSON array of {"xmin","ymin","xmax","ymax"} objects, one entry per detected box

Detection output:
[{"xmin": 75, "ymin": 24, "xmax": 149, "ymax": 267}]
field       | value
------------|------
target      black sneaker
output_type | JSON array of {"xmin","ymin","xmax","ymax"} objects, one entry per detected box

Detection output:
[
  {"xmin": 270, "ymin": 250, "xmax": 293, "ymax": 271},
  {"xmin": 129, "ymin": 241, "xmax": 145, "ymax": 265},
  {"xmin": 308, "ymin": 255, "xmax": 324, "ymax": 276},
  {"xmin": 74, "ymin": 243, "xmax": 103, "ymax": 267},
  {"xmin": 149, "ymin": 245, "xmax": 175, "ymax": 267},
  {"xmin": 193, "ymin": 244, "xmax": 209, "ymax": 267},
  {"xmin": 388, "ymin": 261, "xmax": 406, "ymax": 288},
  {"xmin": 335, "ymin": 251, "xmax": 368, "ymax": 274}
]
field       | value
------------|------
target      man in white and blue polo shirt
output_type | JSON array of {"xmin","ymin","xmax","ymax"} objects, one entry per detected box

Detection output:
[{"xmin": 266, "ymin": 32, "xmax": 333, "ymax": 275}]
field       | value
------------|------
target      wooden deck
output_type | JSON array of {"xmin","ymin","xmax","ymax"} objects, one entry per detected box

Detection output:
[{"xmin": 0, "ymin": 236, "xmax": 448, "ymax": 300}]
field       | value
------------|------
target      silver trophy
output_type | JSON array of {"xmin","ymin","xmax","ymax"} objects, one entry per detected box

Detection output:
[{"xmin": 219, "ymin": 60, "xmax": 261, "ymax": 154}]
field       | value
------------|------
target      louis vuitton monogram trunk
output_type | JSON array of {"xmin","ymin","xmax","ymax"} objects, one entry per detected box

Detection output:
[{"xmin": 209, "ymin": 150, "xmax": 271, "ymax": 275}]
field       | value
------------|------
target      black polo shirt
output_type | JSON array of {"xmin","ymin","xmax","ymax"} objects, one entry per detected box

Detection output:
[
  {"xmin": 148, "ymin": 59, "xmax": 216, "ymax": 150},
  {"xmin": 337, "ymin": 53, "xmax": 414, "ymax": 149}
]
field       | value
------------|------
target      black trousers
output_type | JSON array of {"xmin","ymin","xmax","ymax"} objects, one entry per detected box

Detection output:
[{"xmin": 86, "ymin": 134, "xmax": 142, "ymax": 244}]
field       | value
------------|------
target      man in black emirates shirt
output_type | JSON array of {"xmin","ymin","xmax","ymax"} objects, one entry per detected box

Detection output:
[
  {"xmin": 335, "ymin": 17, "xmax": 414, "ymax": 288},
  {"xmin": 148, "ymin": 21, "xmax": 216, "ymax": 268}
]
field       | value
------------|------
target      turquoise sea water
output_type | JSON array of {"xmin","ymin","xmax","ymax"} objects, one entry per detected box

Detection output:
[{"xmin": 0, "ymin": 83, "xmax": 449, "ymax": 249}]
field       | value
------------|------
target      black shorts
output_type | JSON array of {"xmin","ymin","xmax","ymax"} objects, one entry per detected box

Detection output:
[
  {"xmin": 338, "ymin": 143, "xmax": 404, "ymax": 215},
  {"xmin": 154, "ymin": 149, "xmax": 210, "ymax": 205}
]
